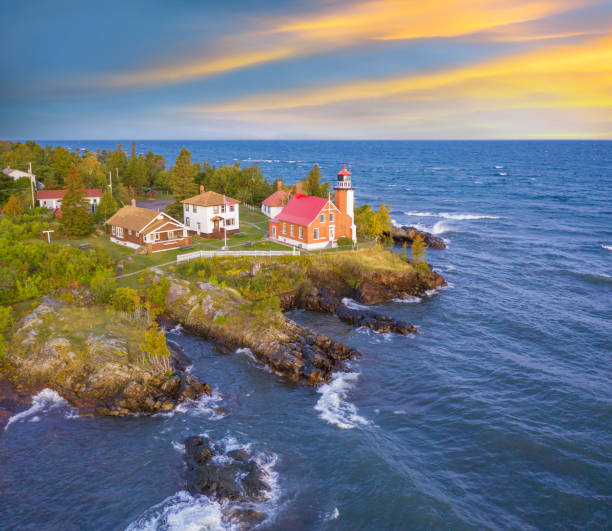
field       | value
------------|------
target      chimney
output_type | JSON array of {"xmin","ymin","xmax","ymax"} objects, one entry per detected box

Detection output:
[
  {"xmin": 131, "ymin": 199, "xmax": 136, "ymax": 207},
  {"xmin": 277, "ymin": 179, "xmax": 282, "ymax": 191},
  {"xmin": 200, "ymin": 185, "xmax": 204, "ymax": 193},
  {"xmin": 295, "ymin": 182, "xmax": 302, "ymax": 194}
]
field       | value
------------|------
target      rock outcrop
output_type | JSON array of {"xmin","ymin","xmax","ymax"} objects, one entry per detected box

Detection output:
[
  {"xmin": 165, "ymin": 279, "xmax": 356, "ymax": 385},
  {"xmin": 3, "ymin": 299, "xmax": 210, "ymax": 416},
  {"xmin": 286, "ymin": 285, "xmax": 417, "ymax": 334},
  {"xmin": 385, "ymin": 225, "xmax": 446, "ymax": 249}
]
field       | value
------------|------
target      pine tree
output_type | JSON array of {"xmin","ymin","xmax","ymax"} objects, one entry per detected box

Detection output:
[
  {"xmin": 170, "ymin": 147, "xmax": 197, "ymax": 201},
  {"xmin": 411, "ymin": 234, "xmax": 430, "ymax": 274},
  {"xmin": 126, "ymin": 141, "xmax": 145, "ymax": 192},
  {"xmin": 2, "ymin": 195, "xmax": 23, "ymax": 217},
  {"xmin": 60, "ymin": 163, "xmax": 93, "ymax": 236},
  {"xmin": 301, "ymin": 164, "xmax": 330, "ymax": 198}
]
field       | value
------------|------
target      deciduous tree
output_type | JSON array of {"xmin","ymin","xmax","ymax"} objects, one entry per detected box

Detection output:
[{"xmin": 2, "ymin": 195, "xmax": 23, "ymax": 217}]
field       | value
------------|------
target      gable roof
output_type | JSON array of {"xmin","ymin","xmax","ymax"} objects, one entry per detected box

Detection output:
[
  {"xmin": 37, "ymin": 188, "xmax": 102, "ymax": 200},
  {"xmin": 274, "ymin": 193, "xmax": 330, "ymax": 226},
  {"xmin": 262, "ymin": 189, "xmax": 291, "ymax": 207},
  {"xmin": 182, "ymin": 190, "xmax": 240, "ymax": 207},
  {"xmin": 143, "ymin": 219, "xmax": 185, "ymax": 235},
  {"xmin": 3, "ymin": 167, "xmax": 35, "ymax": 180},
  {"xmin": 105, "ymin": 205, "xmax": 166, "ymax": 232}
]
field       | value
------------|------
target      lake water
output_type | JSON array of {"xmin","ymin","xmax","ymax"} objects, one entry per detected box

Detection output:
[{"xmin": 2, "ymin": 140, "xmax": 611, "ymax": 529}]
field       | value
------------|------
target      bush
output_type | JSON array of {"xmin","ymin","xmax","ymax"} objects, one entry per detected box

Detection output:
[
  {"xmin": 110, "ymin": 287, "xmax": 141, "ymax": 312},
  {"xmin": 91, "ymin": 270, "xmax": 117, "ymax": 303},
  {"xmin": 337, "ymin": 237, "xmax": 353, "ymax": 247}
]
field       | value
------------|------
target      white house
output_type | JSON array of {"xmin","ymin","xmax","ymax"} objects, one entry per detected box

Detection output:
[
  {"xmin": 2, "ymin": 163, "xmax": 35, "ymax": 182},
  {"xmin": 261, "ymin": 180, "xmax": 291, "ymax": 219},
  {"xmin": 181, "ymin": 186, "xmax": 240, "ymax": 238},
  {"xmin": 37, "ymin": 188, "xmax": 103, "ymax": 212}
]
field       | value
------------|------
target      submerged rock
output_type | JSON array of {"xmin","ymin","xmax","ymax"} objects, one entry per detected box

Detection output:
[
  {"xmin": 385, "ymin": 225, "xmax": 447, "ymax": 249},
  {"xmin": 184, "ymin": 435, "xmax": 271, "ymax": 503},
  {"xmin": 3, "ymin": 299, "xmax": 210, "ymax": 417}
]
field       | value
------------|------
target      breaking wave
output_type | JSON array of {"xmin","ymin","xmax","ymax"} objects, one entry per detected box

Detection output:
[
  {"xmin": 602, "ymin": 245, "xmax": 612, "ymax": 251},
  {"xmin": 314, "ymin": 372, "xmax": 370, "ymax": 430},
  {"xmin": 341, "ymin": 298, "xmax": 370, "ymax": 311},
  {"xmin": 393, "ymin": 296, "xmax": 422, "ymax": 303},
  {"xmin": 404, "ymin": 211, "xmax": 500, "ymax": 220},
  {"xmin": 4, "ymin": 388, "xmax": 76, "ymax": 431}
]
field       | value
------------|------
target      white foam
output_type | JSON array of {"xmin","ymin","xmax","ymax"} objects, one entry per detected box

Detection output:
[
  {"xmin": 602, "ymin": 245, "xmax": 612, "ymax": 251},
  {"xmin": 168, "ymin": 323, "xmax": 184, "ymax": 335},
  {"xmin": 495, "ymin": 165, "xmax": 504, "ymax": 169},
  {"xmin": 126, "ymin": 491, "xmax": 225, "ymax": 531},
  {"xmin": 172, "ymin": 441, "xmax": 186, "ymax": 453},
  {"xmin": 341, "ymin": 298, "xmax": 370, "ymax": 311},
  {"xmin": 498, "ymin": 172, "xmax": 508, "ymax": 176},
  {"xmin": 392, "ymin": 296, "xmax": 422, "ymax": 303},
  {"xmin": 315, "ymin": 372, "xmax": 370, "ymax": 430},
  {"xmin": 4, "ymin": 388, "xmax": 75, "ymax": 431},
  {"xmin": 158, "ymin": 389, "xmax": 225, "ymax": 420},
  {"xmin": 404, "ymin": 211, "xmax": 499, "ymax": 220},
  {"xmin": 328, "ymin": 507, "xmax": 340, "ymax": 520},
  {"xmin": 432, "ymin": 221, "xmax": 451, "ymax": 235}
]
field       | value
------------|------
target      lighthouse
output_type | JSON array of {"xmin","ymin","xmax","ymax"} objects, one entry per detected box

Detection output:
[{"xmin": 334, "ymin": 164, "xmax": 357, "ymax": 242}]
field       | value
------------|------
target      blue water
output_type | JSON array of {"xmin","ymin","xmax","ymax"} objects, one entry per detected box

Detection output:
[{"xmin": 2, "ymin": 141, "xmax": 612, "ymax": 530}]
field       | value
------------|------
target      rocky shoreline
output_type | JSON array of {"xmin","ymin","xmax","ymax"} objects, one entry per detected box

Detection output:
[{"xmin": 385, "ymin": 225, "xmax": 447, "ymax": 249}]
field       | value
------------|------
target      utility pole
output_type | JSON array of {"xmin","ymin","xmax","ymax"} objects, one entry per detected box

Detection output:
[
  {"xmin": 29, "ymin": 162, "xmax": 35, "ymax": 209},
  {"xmin": 109, "ymin": 170, "xmax": 113, "ymax": 194}
]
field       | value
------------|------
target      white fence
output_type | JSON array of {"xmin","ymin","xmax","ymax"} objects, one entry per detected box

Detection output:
[{"xmin": 176, "ymin": 248, "xmax": 299, "ymax": 264}]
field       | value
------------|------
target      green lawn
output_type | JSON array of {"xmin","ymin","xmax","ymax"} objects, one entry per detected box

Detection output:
[{"xmin": 61, "ymin": 234, "xmax": 134, "ymax": 262}]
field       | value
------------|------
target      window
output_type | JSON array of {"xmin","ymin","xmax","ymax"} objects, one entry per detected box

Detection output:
[
  {"xmin": 282, "ymin": 223, "xmax": 286, "ymax": 234},
  {"xmin": 221, "ymin": 205, "xmax": 226, "ymax": 213},
  {"xmin": 128, "ymin": 230, "xmax": 132, "ymax": 236},
  {"xmin": 290, "ymin": 225, "xmax": 294, "ymax": 237},
  {"xmin": 320, "ymin": 213, "xmax": 325, "ymax": 223},
  {"xmin": 299, "ymin": 227, "xmax": 303, "ymax": 239},
  {"xmin": 136, "ymin": 232, "xmax": 140, "ymax": 237},
  {"xmin": 330, "ymin": 212, "xmax": 335, "ymax": 222},
  {"xmin": 313, "ymin": 228, "xmax": 319, "ymax": 240},
  {"xmin": 197, "ymin": 222, "xmax": 201, "ymax": 232},
  {"xmin": 186, "ymin": 217, "xmax": 190, "ymax": 225},
  {"xmin": 154, "ymin": 233, "xmax": 160, "ymax": 241},
  {"xmin": 230, "ymin": 205, "xmax": 235, "ymax": 212},
  {"xmin": 116, "ymin": 227, "xmax": 124, "ymax": 238},
  {"xmin": 184, "ymin": 204, "xmax": 189, "ymax": 211},
  {"xmin": 192, "ymin": 204, "xmax": 197, "ymax": 213},
  {"xmin": 111, "ymin": 226, "xmax": 116, "ymax": 235},
  {"xmin": 226, "ymin": 218, "xmax": 234, "ymax": 226},
  {"xmin": 213, "ymin": 206, "xmax": 219, "ymax": 214}
]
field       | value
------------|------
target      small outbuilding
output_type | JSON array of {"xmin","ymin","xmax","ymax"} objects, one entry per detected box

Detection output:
[{"xmin": 261, "ymin": 180, "xmax": 291, "ymax": 218}]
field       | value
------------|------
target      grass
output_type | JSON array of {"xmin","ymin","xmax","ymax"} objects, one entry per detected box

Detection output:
[{"xmin": 61, "ymin": 234, "xmax": 134, "ymax": 263}]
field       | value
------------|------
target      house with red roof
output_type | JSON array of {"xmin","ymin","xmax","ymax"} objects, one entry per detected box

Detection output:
[
  {"xmin": 37, "ymin": 188, "xmax": 103, "ymax": 212},
  {"xmin": 261, "ymin": 179, "xmax": 291, "ymax": 219},
  {"xmin": 268, "ymin": 165, "xmax": 357, "ymax": 250}
]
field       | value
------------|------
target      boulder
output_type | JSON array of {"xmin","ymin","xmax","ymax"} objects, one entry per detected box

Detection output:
[{"xmin": 385, "ymin": 225, "xmax": 446, "ymax": 249}]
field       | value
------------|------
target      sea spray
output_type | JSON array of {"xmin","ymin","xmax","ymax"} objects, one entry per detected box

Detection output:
[
  {"xmin": 4, "ymin": 388, "xmax": 75, "ymax": 431},
  {"xmin": 314, "ymin": 372, "xmax": 370, "ymax": 430}
]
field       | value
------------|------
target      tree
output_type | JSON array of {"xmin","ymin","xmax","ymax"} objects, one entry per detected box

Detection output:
[
  {"xmin": 411, "ymin": 234, "xmax": 430, "ymax": 274},
  {"xmin": 170, "ymin": 147, "xmax": 198, "ymax": 200},
  {"xmin": 301, "ymin": 164, "xmax": 330, "ymax": 198},
  {"xmin": 50, "ymin": 146, "xmax": 74, "ymax": 182},
  {"xmin": 60, "ymin": 164, "xmax": 94, "ymax": 236},
  {"xmin": 97, "ymin": 188, "xmax": 119, "ymax": 221},
  {"xmin": 126, "ymin": 141, "xmax": 146, "ymax": 191},
  {"xmin": 2, "ymin": 195, "xmax": 23, "ymax": 217},
  {"xmin": 354, "ymin": 203, "xmax": 392, "ymax": 240}
]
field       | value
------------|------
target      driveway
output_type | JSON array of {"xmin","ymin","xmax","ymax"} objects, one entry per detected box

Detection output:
[{"xmin": 135, "ymin": 198, "xmax": 173, "ymax": 211}]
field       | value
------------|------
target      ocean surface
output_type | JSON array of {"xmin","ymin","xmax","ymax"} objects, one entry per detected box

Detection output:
[{"xmin": 2, "ymin": 141, "xmax": 612, "ymax": 530}]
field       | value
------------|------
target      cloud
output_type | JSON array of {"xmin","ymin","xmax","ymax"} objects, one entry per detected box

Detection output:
[
  {"xmin": 194, "ymin": 33, "xmax": 612, "ymax": 113},
  {"xmin": 97, "ymin": 0, "xmax": 586, "ymax": 89}
]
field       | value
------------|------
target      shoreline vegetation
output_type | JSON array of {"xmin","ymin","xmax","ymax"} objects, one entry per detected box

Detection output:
[{"xmin": 0, "ymin": 139, "xmax": 446, "ymax": 423}]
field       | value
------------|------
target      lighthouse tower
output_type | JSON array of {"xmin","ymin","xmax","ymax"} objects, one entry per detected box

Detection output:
[{"xmin": 334, "ymin": 164, "xmax": 357, "ymax": 242}]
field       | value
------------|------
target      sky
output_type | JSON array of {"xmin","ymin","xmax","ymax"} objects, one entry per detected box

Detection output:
[{"xmin": 1, "ymin": 0, "xmax": 611, "ymax": 139}]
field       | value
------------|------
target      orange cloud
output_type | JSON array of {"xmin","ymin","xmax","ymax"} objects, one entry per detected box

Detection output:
[{"xmin": 198, "ymin": 33, "xmax": 612, "ymax": 112}]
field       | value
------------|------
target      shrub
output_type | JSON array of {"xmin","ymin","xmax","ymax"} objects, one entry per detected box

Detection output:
[
  {"xmin": 337, "ymin": 236, "xmax": 353, "ymax": 247},
  {"xmin": 110, "ymin": 287, "xmax": 141, "ymax": 312},
  {"xmin": 91, "ymin": 270, "xmax": 117, "ymax": 303}
]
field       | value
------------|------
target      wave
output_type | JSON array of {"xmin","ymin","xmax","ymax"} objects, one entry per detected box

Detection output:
[
  {"xmin": 393, "ymin": 296, "xmax": 422, "ymax": 303},
  {"xmin": 127, "ymin": 440, "xmax": 280, "ymax": 531},
  {"xmin": 495, "ymin": 165, "xmax": 504, "ymax": 169},
  {"xmin": 4, "ymin": 388, "xmax": 75, "ymax": 431},
  {"xmin": 431, "ymin": 221, "xmax": 450, "ymax": 235},
  {"xmin": 602, "ymin": 245, "xmax": 612, "ymax": 251},
  {"xmin": 314, "ymin": 372, "xmax": 370, "ymax": 430},
  {"xmin": 404, "ymin": 211, "xmax": 500, "ymax": 220},
  {"xmin": 341, "ymin": 297, "xmax": 370, "ymax": 311},
  {"xmin": 160, "ymin": 389, "xmax": 225, "ymax": 420},
  {"xmin": 498, "ymin": 172, "xmax": 508, "ymax": 176},
  {"xmin": 564, "ymin": 270, "xmax": 612, "ymax": 285}
]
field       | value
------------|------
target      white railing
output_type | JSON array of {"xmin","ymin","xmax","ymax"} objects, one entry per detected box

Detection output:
[{"xmin": 176, "ymin": 248, "xmax": 299, "ymax": 264}]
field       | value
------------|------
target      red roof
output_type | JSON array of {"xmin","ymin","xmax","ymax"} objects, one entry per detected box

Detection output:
[
  {"xmin": 337, "ymin": 164, "xmax": 351, "ymax": 177},
  {"xmin": 262, "ymin": 189, "xmax": 291, "ymax": 207},
  {"xmin": 274, "ymin": 193, "xmax": 328, "ymax": 226},
  {"xmin": 37, "ymin": 188, "xmax": 102, "ymax": 200}
]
